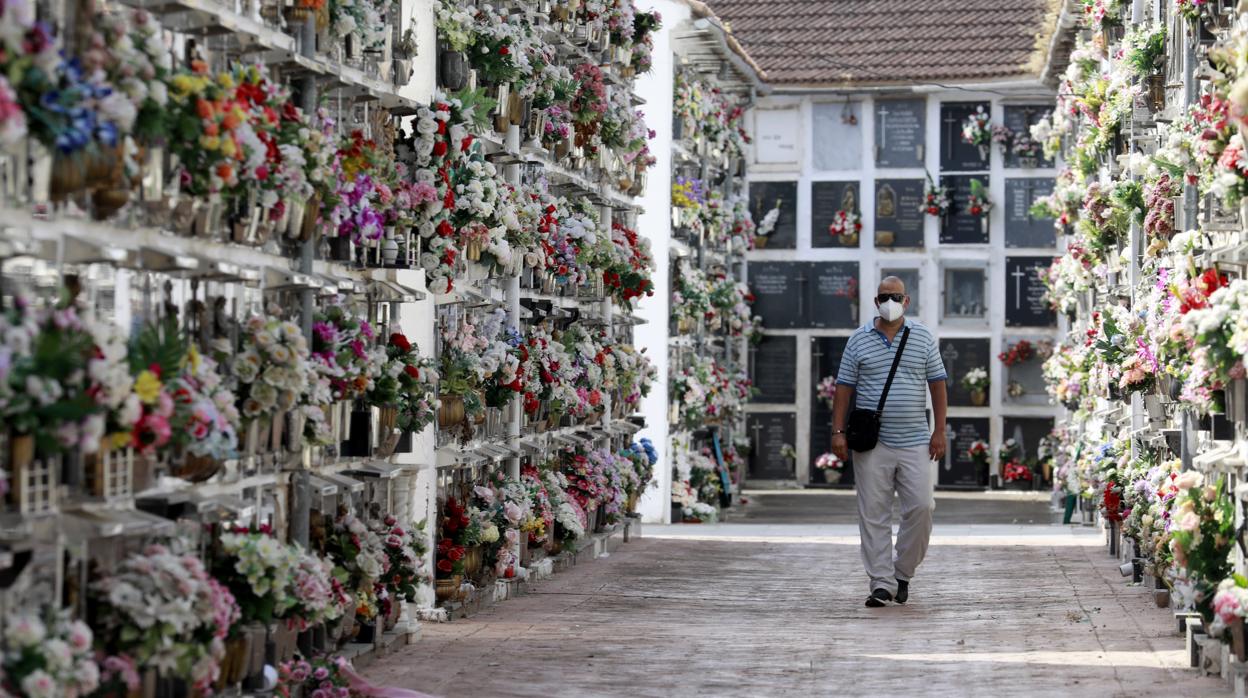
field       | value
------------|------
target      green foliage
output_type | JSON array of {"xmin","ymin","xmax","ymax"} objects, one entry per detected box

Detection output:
[{"xmin": 129, "ymin": 316, "xmax": 188, "ymax": 375}]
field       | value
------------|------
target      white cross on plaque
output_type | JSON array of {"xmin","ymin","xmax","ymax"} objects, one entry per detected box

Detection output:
[
  {"xmin": 1011, "ymin": 266, "xmax": 1028, "ymax": 308},
  {"xmin": 877, "ymin": 105, "xmax": 891, "ymax": 148},
  {"xmin": 943, "ymin": 113, "xmax": 960, "ymax": 159}
]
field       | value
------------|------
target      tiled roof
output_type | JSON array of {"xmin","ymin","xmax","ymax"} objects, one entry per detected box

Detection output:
[{"xmin": 707, "ymin": 0, "xmax": 1062, "ymax": 88}]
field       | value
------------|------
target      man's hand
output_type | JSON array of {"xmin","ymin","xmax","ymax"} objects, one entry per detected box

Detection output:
[
  {"xmin": 831, "ymin": 433, "xmax": 848, "ymax": 461},
  {"xmin": 929, "ymin": 429, "xmax": 946, "ymax": 462}
]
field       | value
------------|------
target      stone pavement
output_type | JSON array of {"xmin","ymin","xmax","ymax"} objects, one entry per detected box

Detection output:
[{"xmin": 368, "ymin": 494, "xmax": 1229, "ymax": 697}]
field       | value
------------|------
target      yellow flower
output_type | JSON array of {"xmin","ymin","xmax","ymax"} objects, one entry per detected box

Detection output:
[
  {"xmin": 188, "ymin": 345, "xmax": 202, "ymax": 374},
  {"xmin": 218, "ymin": 72, "xmax": 236, "ymax": 90},
  {"xmin": 110, "ymin": 432, "xmax": 131, "ymax": 450},
  {"xmin": 200, "ymin": 135, "xmax": 221, "ymax": 151},
  {"xmin": 134, "ymin": 370, "xmax": 163, "ymax": 404},
  {"xmin": 171, "ymin": 74, "xmax": 196, "ymax": 97},
  {"xmin": 220, "ymin": 138, "xmax": 237, "ymax": 158}
]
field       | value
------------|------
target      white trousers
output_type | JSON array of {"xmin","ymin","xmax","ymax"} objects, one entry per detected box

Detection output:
[{"xmin": 853, "ymin": 442, "xmax": 935, "ymax": 595}]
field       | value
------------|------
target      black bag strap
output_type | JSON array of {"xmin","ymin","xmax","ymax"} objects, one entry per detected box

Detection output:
[{"xmin": 876, "ymin": 326, "xmax": 911, "ymax": 413}]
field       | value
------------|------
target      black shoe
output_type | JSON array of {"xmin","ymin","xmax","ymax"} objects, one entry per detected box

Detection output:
[
  {"xmin": 865, "ymin": 588, "xmax": 893, "ymax": 607},
  {"xmin": 895, "ymin": 579, "xmax": 909, "ymax": 605}
]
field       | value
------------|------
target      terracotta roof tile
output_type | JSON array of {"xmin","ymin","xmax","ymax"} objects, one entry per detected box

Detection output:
[{"xmin": 708, "ymin": 0, "xmax": 1060, "ymax": 87}]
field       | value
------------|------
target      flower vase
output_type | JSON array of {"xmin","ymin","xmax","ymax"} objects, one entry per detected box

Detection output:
[
  {"xmin": 438, "ymin": 49, "xmax": 469, "ymax": 90},
  {"xmin": 493, "ymin": 83, "xmax": 511, "ymax": 133},
  {"xmin": 435, "ymin": 575, "xmax": 462, "ymax": 603},
  {"xmin": 268, "ymin": 411, "xmax": 286, "ymax": 453},
  {"xmin": 1233, "ymin": 617, "xmax": 1247, "ymax": 662},
  {"xmin": 977, "ymin": 144, "xmax": 989, "ymax": 161},
  {"xmin": 9, "ymin": 433, "xmax": 33, "ymax": 471},
  {"xmin": 465, "ymin": 239, "xmax": 483, "ymax": 262},
  {"xmin": 1019, "ymin": 156, "xmax": 1038, "ymax": 169},
  {"xmin": 286, "ymin": 410, "xmax": 306, "ymax": 452},
  {"xmin": 381, "ymin": 235, "xmax": 399, "ymax": 266},
  {"xmin": 841, "ymin": 232, "xmax": 858, "ymax": 246},
  {"xmin": 753, "ymin": 235, "xmax": 769, "ymax": 249},
  {"xmin": 1240, "ymin": 198, "xmax": 1248, "ymax": 231},
  {"xmin": 970, "ymin": 389, "xmax": 987, "ymax": 407},
  {"xmin": 355, "ymin": 618, "xmax": 378, "ymax": 645},
  {"xmin": 384, "ymin": 598, "xmax": 402, "ymax": 631},
  {"xmin": 980, "ymin": 216, "xmax": 989, "ymax": 235},
  {"xmin": 463, "ymin": 546, "xmax": 483, "ymax": 578},
  {"xmin": 172, "ymin": 453, "xmax": 221, "ymax": 483},
  {"xmin": 527, "ymin": 109, "xmax": 546, "ymax": 143},
  {"xmin": 823, "ymin": 469, "xmax": 842, "ymax": 485},
  {"xmin": 876, "ymin": 230, "xmax": 895, "ymax": 247},
  {"xmin": 394, "ymin": 430, "xmax": 413, "ymax": 453},
  {"xmin": 438, "ymin": 394, "xmax": 465, "ymax": 428},
  {"xmin": 342, "ymin": 408, "xmax": 373, "ymax": 457},
  {"xmin": 215, "ymin": 631, "xmax": 253, "ymax": 690}
]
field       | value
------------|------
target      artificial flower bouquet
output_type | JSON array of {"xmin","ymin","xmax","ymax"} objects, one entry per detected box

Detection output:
[
  {"xmin": 960, "ymin": 105, "xmax": 992, "ymax": 153},
  {"xmin": 0, "ymin": 609, "xmax": 102, "ymax": 698},
  {"xmin": 367, "ymin": 332, "xmax": 439, "ymax": 435},
  {"xmin": 922, "ymin": 173, "xmax": 950, "ymax": 217},
  {"xmin": 326, "ymin": 511, "xmax": 391, "ymax": 622},
  {"xmin": 93, "ymin": 542, "xmax": 238, "ymax": 693},
  {"xmin": 1002, "ymin": 461, "xmax": 1033, "ymax": 483},
  {"xmin": 815, "ymin": 452, "xmax": 843, "ymax": 470},
  {"xmin": 233, "ymin": 312, "xmax": 312, "ymax": 426},
  {"xmin": 1168, "ymin": 471, "xmax": 1235, "ymax": 626},
  {"xmin": 816, "ymin": 375, "xmax": 837, "ymax": 409},
  {"xmin": 966, "ymin": 178, "xmax": 992, "ymax": 218},
  {"xmin": 961, "ymin": 367, "xmax": 989, "ymax": 392},
  {"xmin": 276, "ymin": 655, "xmax": 354, "ymax": 698},
  {"xmin": 826, "ymin": 209, "xmax": 862, "ymax": 241},
  {"xmin": 966, "ymin": 439, "xmax": 990, "ymax": 466}
]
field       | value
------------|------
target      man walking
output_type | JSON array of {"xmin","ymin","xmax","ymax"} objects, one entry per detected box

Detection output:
[{"xmin": 830, "ymin": 276, "xmax": 948, "ymax": 607}]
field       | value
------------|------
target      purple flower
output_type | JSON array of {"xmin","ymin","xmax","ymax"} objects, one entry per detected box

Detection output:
[{"xmin": 313, "ymin": 321, "xmax": 338, "ymax": 345}]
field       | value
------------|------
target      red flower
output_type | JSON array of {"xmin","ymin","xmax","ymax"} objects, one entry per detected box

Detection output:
[
  {"xmin": 448, "ymin": 547, "xmax": 465, "ymax": 561},
  {"xmin": 499, "ymin": 45, "xmax": 510, "ymax": 55},
  {"xmin": 432, "ymin": 140, "xmax": 448, "ymax": 157},
  {"xmin": 405, "ymin": 365, "xmax": 421, "ymax": 379},
  {"xmin": 437, "ymin": 559, "xmax": 453, "ymax": 573},
  {"xmin": 390, "ymin": 333, "xmax": 412, "ymax": 353}
]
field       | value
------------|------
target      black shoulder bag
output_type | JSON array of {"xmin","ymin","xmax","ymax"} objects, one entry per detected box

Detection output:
[{"xmin": 845, "ymin": 326, "xmax": 910, "ymax": 452}]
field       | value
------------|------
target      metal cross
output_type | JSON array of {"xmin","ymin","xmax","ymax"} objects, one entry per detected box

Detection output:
[
  {"xmin": 943, "ymin": 112, "xmax": 960, "ymax": 159},
  {"xmin": 877, "ymin": 104, "xmax": 891, "ymax": 149},
  {"xmin": 1011, "ymin": 265, "xmax": 1028, "ymax": 309},
  {"xmin": 795, "ymin": 270, "xmax": 808, "ymax": 323}
]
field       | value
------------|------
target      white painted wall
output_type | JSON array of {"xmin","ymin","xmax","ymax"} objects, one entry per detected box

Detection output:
[
  {"xmin": 746, "ymin": 88, "xmax": 1063, "ymax": 485},
  {"xmin": 632, "ymin": 0, "xmax": 686, "ymax": 523}
]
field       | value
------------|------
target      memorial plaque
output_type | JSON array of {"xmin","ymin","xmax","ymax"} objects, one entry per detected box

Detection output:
[
  {"xmin": 940, "ymin": 417, "xmax": 990, "ymax": 489},
  {"xmin": 749, "ymin": 181, "xmax": 797, "ymax": 249},
  {"xmin": 1002, "ymin": 105, "xmax": 1054, "ymax": 169},
  {"xmin": 813, "ymin": 102, "xmax": 863, "ymax": 171},
  {"xmin": 943, "ymin": 267, "xmax": 987, "ymax": 320},
  {"xmin": 940, "ymin": 175, "xmax": 990, "ymax": 244},
  {"xmin": 811, "ymin": 180, "xmax": 862, "ymax": 249},
  {"xmin": 874, "ymin": 179, "xmax": 926, "ymax": 249},
  {"xmin": 810, "ymin": 336, "xmax": 854, "ymax": 486},
  {"xmin": 940, "ymin": 101, "xmax": 990, "ymax": 172},
  {"xmin": 807, "ymin": 262, "xmax": 861, "ymax": 329},
  {"xmin": 1005, "ymin": 178, "xmax": 1056, "ymax": 248},
  {"xmin": 939, "ymin": 337, "xmax": 991, "ymax": 407},
  {"xmin": 749, "ymin": 262, "xmax": 803, "ymax": 329},
  {"xmin": 874, "ymin": 98, "xmax": 926, "ymax": 168},
  {"xmin": 880, "ymin": 267, "xmax": 921, "ymax": 315},
  {"xmin": 1001, "ymin": 417, "xmax": 1056, "ymax": 464},
  {"xmin": 1003, "ymin": 339, "xmax": 1049, "ymax": 405},
  {"xmin": 1005, "ymin": 256, "xmax": 1056, "ymax": 327},
  {"xmin": 750, "ymin": 335, "xmax": 796, "ymax": 403},
  {"xmin": 748, "ymin": 412, "xmax": 796, "ymax": 479},
  {"xmin": 755, "ymin": 108, "xmax": 800, "ymax": 164}
]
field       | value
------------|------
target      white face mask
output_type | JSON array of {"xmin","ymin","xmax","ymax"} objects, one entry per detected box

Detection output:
[{"xmin": 878, "ymin": 299, "xmax": 905, "ymax": 322}]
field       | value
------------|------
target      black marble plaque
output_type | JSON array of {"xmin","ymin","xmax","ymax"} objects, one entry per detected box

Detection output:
[
  {"xmin": 874, "ymin": 179, "xmax": 926, "ymax": 249},
  {"xmin": 875, "ymin": 98, "xmax": 926, "ymax": 168},
  {"xmin": 749, "ymin": 262, "xmax": 803, "ymax": 330},
  {"xmin": 1002, "ymin": 105, "xmax": 1054, "ymax": 169},
  {"xmin": 748, "ymin": 412, "xmax": 796, "ymax": 479},
  {"xmin": 939, "ymin": 337, "xmax": 990, "ymax": 407},
  {"xmin": 940, "ymin": 417, "xmax": 990, "ymax": 488},
  {"xmin": 1005, "ymin": 256, "xmax": 1056, "ymax": 328},
  {"xmin": 810, "ymin": 336, "xmax": 853, "ymax": 486},
  {"xmin": 811, "ymin": 180, "xmax": 862, "ymax": 249},
  {"xmin": 750, "ymin": 335, "xmax": 796, "ymax": 403},
  {"xmin": 1005, "ymin": 178, "xmax": 1056, "ymax": 248},
  {"xmin": 940, "ymin": 175, "xmax": 991, "ymax": 244},
  {"xmin": 939, "ymin": 101, "xmax": 991, "ymax": 172},
  {"xmin": 749, "ymin": 181, "xmax": 797, "ymax": 249},
  {"xmin": 807, "ymin": 262, "xmax": 861, "ymax": 329},
  {"xmin": 1001, "ymin": 416, "xmax": 1056, "ymax": 464},
  {"xmin": 880, "ymin": 267, "xmax": 921, "ymax": 315}
]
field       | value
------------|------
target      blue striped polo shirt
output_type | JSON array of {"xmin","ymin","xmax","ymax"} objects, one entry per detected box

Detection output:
[{"xmin": 836, "ymin": 319, "xmax": 947, "ymax": 448}]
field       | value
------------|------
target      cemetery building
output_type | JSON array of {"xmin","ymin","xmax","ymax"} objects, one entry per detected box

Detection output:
[{"xmin": 713, "ymin": 0, "xmax": 1070, "ymax": 489}]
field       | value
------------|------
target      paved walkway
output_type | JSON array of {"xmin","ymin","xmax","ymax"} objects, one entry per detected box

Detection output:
[{"xmin": 367, "ymin": 494, "xmax": 1229, "ymax": 697}]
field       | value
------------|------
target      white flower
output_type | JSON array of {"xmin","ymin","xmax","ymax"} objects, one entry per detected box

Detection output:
[
  {"xmin": 5, "ymin": 614, "xmax": 46, "ymax": 647},
  {"xmin": 20, "ymin": 670, "xmax": 57, "ymax": 698}
]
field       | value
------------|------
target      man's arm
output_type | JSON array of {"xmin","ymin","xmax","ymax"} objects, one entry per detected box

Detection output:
[
  {"xmin": 831, "ymin": 384, "xmax": 854, "ymax": 461},
  {"xmin": 928, "ymin": 379, "xmax": 947, "ymax": 461}
]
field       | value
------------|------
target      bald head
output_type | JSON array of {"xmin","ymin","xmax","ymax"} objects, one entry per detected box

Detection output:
[{"xmin": 878, "ymin": 276, "xmax": 906, "ymax": 295}]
